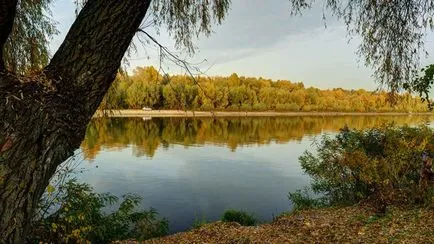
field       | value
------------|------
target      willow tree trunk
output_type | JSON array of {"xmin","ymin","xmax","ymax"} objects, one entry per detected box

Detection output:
[{"xmin": 0, "ymin": 0, "xmax": 151, "ymax": 242}]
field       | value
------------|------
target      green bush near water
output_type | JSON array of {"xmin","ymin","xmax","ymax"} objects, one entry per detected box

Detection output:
[
  {"xmin": 288, "ymin": 189, "xmax": 325, "ymax": 211},
  {"xmin": 31, "ymin": 179, "xmax": 168, "ymax": 243},
  {"xmin": 221, "ymin": 209, "xmax": 257, "ymax": 226},
  {"xmin": 289, "ymin": 124, "xmax": 434, "ymax": 211}
]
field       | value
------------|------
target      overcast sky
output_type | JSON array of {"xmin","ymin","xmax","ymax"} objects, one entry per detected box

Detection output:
[{"xmin": 50, "ymin": 0, "xmax": 434, "ymax": 91}]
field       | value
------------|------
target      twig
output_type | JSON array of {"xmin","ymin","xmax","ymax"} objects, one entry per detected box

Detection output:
[{"xmin": 136, "ymin": 29, "xmax": 219, "ymax": 109}]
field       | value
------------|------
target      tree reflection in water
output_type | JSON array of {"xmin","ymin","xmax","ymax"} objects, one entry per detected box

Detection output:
[{"xmin": 81, "ymin": 116, "xmax": 434, "ymax": 159}]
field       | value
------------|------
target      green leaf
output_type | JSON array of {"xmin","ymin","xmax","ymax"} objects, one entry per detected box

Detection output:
[{"xmin": 47, "ymin": 184, "xmax": 55, "ymax": 194}]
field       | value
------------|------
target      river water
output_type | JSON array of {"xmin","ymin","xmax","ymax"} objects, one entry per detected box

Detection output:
[{"xmin": 72, "ymin": 115, "xmax": 433, "ymax": 232}]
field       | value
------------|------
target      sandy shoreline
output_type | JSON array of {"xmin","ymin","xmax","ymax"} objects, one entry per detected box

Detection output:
[{"xmin": 93, "ymin": 109, "xmax": 434, "ymax": 118}]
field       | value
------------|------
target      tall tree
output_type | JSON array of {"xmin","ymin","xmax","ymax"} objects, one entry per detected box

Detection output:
[{"xmin": 0, "ymin": 0, "xmax": 230, "ymax": 242}]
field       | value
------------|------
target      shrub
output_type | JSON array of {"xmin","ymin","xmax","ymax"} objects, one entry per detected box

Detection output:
[
  {"xmin": 297, "ymin": 124, "xmax": 434, "ymax": 210},
  {"xmin": 288, "ymin": 189, "xmax": 325, "ymax": 211},
  {"xmin": 252, "ymin": 103, "xmax": 268, "ymax": 111},
  {"xmin": 275, "ymin": 103, "xmax": 300, "ymax": 111},
  {"xmin": 240, "ymin": 104, "xmax": 253, "ymax": 111},
  {"xmin": 221, "ymin": 209, "xmax": 257, "ymax": 226},
  {"xmin": 191, "ymin": 214, "xmax": 208, "ymax": 229},
  {"xmin": 31, "ymin": 180, "xmax": 168, "ymax": 243}
]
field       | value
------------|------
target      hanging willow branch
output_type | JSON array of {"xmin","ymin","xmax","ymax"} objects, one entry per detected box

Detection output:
[
  {"xmin": 289, "ymin": 0, "xmax": 434, "ymax": 102},
  {"xmin": 136, "ymin": 28, "xmax": 218, "ymax": 107}
]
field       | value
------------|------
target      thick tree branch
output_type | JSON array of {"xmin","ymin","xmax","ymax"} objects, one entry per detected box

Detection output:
[
  {"xmin": 45, "ymin": 0, "xmax": 151, "ymax": 111},
  {"xmin": 0, "ymin": 0, "xmax": 18, "ymax": 71}
]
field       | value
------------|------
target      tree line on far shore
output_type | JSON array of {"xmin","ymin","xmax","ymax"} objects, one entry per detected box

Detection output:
[{"xmin": 101, "ymin": 66, "xmax": 429, "ymax": 113}]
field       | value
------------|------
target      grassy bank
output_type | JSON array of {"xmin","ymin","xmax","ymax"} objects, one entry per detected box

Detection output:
[
  {"xmin": 94, "ymin": 109, "xmax": 434, "ymax": 118},
  {"xmin": 142, "ymin": 206, "xmax": 433, "ymax": 243}
]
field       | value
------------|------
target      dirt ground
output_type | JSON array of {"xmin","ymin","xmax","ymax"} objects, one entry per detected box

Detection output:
[{"xmin": 139, "ymin": 206, "xmax": 434, "ymax": 244}]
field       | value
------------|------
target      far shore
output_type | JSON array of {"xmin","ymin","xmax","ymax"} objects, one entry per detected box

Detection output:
[{"xmin": 94, "ymin": 109, "xmax": 434, "ymax": 118}]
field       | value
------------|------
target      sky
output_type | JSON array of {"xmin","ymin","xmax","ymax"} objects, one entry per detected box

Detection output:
[{"xmin": 50, "ymin": 0, "xmax": 434, "ymax": 91}]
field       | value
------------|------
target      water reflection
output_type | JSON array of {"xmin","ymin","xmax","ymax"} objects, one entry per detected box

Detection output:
[{"xmin": 81, "ymin": 115, "xmax": 433, "ymax": 159}]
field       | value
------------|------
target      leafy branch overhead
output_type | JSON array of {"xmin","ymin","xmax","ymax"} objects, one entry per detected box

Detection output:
[
  {"xmin": 289, "ymin": 0, "xmax": 434, "ymax": 98},
  {"xmin": 151, "ymin": 0, "xmax": 231, "ymax": 53},
  {"xmin": 410, "ymin": 65, "xmax": 434, "ymax": 109},
  {"xmin": 4, "ymin": 0, "xmax": 58, "ymax": 74},
  {"xmin": 64, "ymin": 0, "xmax": 231, "ymax": 52}
]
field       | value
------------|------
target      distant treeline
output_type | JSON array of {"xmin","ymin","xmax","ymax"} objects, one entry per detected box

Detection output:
[{"xmin": 101, "ymin": 66, "xmax": 429, "ymax": 112}]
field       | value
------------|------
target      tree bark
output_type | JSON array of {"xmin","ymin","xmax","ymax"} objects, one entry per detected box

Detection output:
[
  {"xmin": 0, "ymin": 0, "xmax": 151, "ymax": 242},
  {"xmin": 0, "ymin": 0, "xmax": 18, "ymax": 71}
]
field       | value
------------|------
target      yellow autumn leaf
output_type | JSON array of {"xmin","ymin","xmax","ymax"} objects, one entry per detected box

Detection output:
[{"xmin": 47, "ymin": 184, "xmax": 55, "ymax": 194}]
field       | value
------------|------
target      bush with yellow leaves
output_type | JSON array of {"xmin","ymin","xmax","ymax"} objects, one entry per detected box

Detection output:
[{"xmin": 294, "ymin": 124, "xmax": 434, "ymax": 212}]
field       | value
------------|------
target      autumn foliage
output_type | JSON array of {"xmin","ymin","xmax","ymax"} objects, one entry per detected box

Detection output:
[
  {"xmin": 101, "ymin": 67, "xmax": 429, "ymax": 112},
  {"xmin": 146, "ymin": 206, "xmax": 434, "ymax": 243},
  {"xmin": 298, "ymin": 124, "xmax": 434, "ymax": 210}
]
